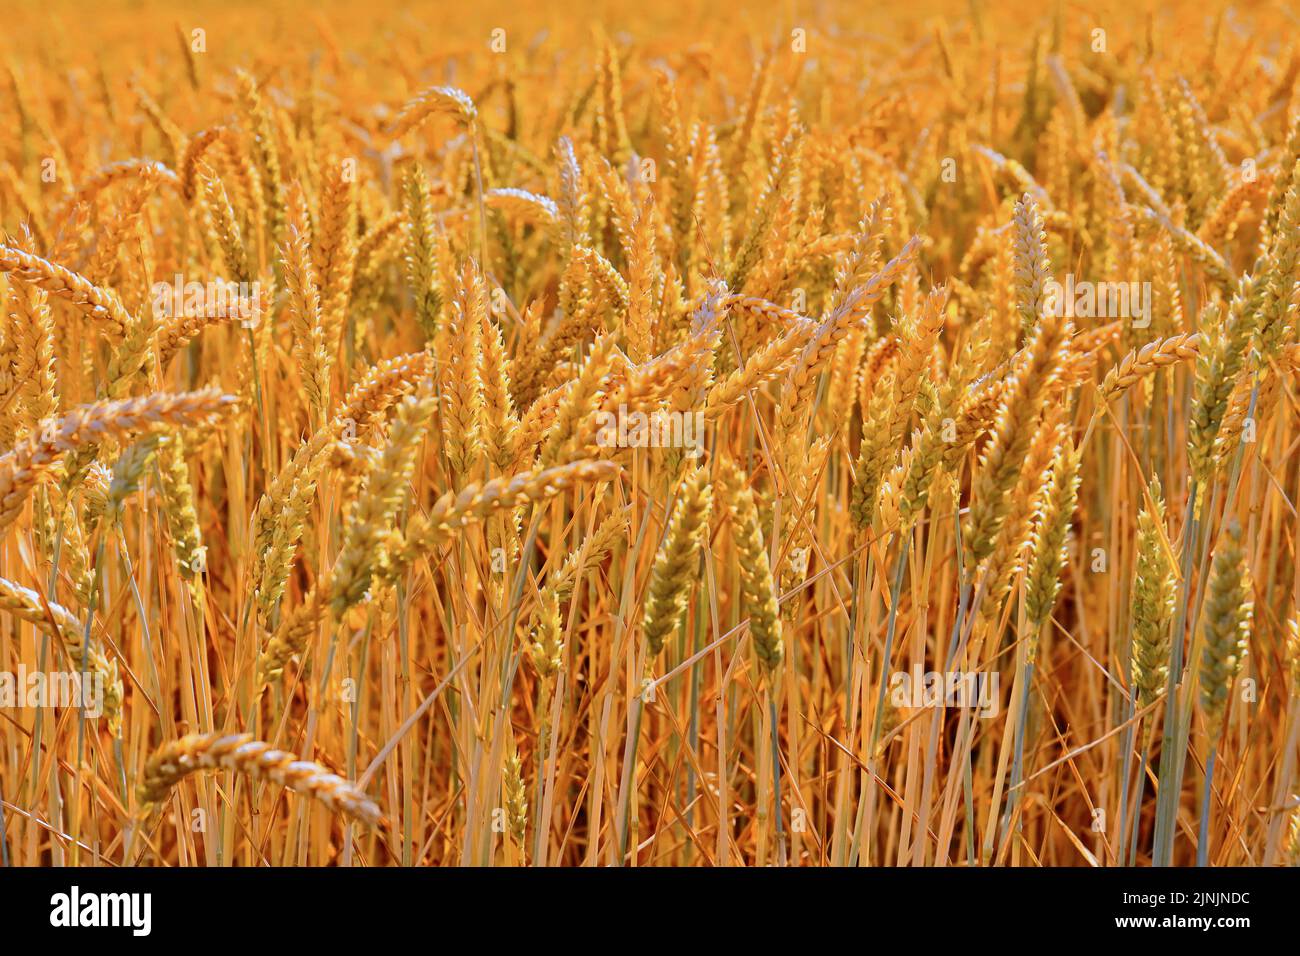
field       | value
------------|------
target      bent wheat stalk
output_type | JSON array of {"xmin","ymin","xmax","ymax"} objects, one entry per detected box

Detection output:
[
  {"xmin": 0, "ymin": 389, "xmax": 236, "ymax": 535},
  {"xmin": 384, "ymin": 460, "xmax": 620, "ymax": 580},
  {"xmin": 138, "ymin": 732, "xmax": 385, "ymax": 828},
  {"xmin": 0, "ymin": 244, "xmax": 134, "ymax": 336},
  {"xmin": 1099, "ymin": 332, "xmax": 1201, "ymax": 402}
]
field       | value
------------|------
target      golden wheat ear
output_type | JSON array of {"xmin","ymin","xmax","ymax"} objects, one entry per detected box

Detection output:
[
  {"xmin": 138, "ymin": 733, "xmax": 384, "ymax": 829},
  {"xmin": 0, "ymin": 243, "xmax": 135, "ymax": 336},
  {"xmin": 0, "ymin": 389, "xmax": 236, "ymax": 535}
]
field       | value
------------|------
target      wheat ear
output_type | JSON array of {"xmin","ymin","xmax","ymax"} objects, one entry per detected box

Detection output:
[
  {"xmin": 138, "ymin": 732, "xmax": 384, "ymax": 828},
  {"xmin": 641, "ymin": 466, "xmax": 712, "ymax": 661},
  {"xmin": 1100, "ymin": 332, "xmax": 1201, "ymax": 402},
  {"xmin": 0, "ymin": 389, "xmax": 234, "ymax": 535}
]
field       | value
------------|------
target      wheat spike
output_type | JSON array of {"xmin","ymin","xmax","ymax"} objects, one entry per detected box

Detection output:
[
  {"xmin": 1100, "ymin": 333, "xmax": 1201, "ymax": 401},
  {"xmin": 1131, "ymin": 479, "xmax": 1176, "ymax": 707},
  {"xmin": 138, "ymin": 732, "xmax": 383, "ymax": 828},
  {"xmin": 641, "ymin": 466, "xmax": 711, "ymax": 660},
  {"xmin": 720, "ymin": 459, "xmax": 783, "ymax": 672},
  {"xmin": 1199, "ymin": 522, "xmax": 1252, "ymax": 735}
]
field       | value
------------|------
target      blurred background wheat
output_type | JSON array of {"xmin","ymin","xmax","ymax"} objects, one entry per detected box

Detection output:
[{"xmin": 0, "ymin": 0, "xmax": 1298, "ymax": 867}]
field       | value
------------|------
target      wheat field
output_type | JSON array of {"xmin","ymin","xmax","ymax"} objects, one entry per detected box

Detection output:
[{"xmin": 0, "ymin": 0, "xmax": 1298, "ymax": 868}]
